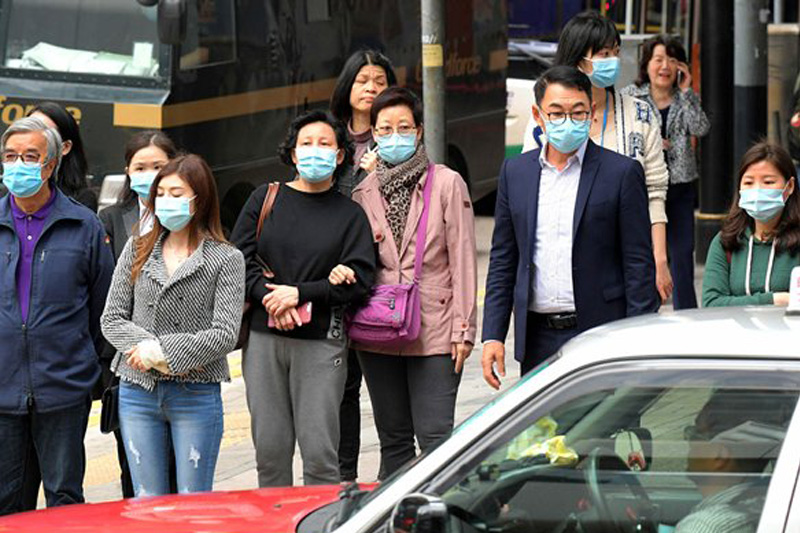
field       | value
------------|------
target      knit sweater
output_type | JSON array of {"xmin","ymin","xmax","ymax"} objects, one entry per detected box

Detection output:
[{"xmin": 702, "ymin": 232, "xmax": 800, "ymax": 307}]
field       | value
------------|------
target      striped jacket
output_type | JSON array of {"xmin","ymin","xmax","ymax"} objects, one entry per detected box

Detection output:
[{"xmin": 101, "ymin": 233, "xmax": 245, "ymax": 390}]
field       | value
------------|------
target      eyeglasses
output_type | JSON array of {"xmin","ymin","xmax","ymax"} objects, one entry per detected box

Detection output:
[
  {"xmin": 2, "ymin": 152, "xmax": 43, "ymax": 165},
  {"xmin": 543, "ymin": 111, "xmax": 591, "ymax": 126},
  {"xmin": 374, "ymin": 125, "xmax": 417, "ymax": 138}
]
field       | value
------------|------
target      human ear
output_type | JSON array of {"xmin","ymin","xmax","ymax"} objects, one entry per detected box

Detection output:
[{"xmin": 532, "ymin": 105, "xmax": 545, "ymax": 131}]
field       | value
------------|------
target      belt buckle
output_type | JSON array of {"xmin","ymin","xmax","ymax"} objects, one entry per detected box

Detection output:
[{"xmin": 549, "ymin": 313, "xmax": 576, "ymax": 330}]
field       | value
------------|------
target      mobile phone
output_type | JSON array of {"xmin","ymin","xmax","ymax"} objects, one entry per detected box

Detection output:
[
  {"xmin": 677, "ymin": 70, "xmax": 683, "ymax": 85},
  {"xmin": 268, "ymin": 301, "xmax": 313, "ymax": 328}
]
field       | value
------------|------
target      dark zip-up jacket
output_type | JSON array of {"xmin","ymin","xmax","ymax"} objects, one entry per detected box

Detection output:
[{"xmin": 0, "ymin": 189, "xmax": 114, "ymax": 413}]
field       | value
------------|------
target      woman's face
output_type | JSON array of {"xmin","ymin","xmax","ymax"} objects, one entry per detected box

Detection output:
[
  {"xmin": 30, "ymin": 111, "xmax": 72, "ymax": 156},
  {"xmin": 157, "ymin": 173, "xmax": 195, "ymax": 204},
  {"xmin": 579, "ymin": 44, "xmax": 620, "ymax": 76},
  {"xmin": 349, "ymin": 64, "xmax": 389, "ymax": 115},
  {"xmin": 373, "ymin": 105, "xmax": 421, "ymax": 143},
  {"xmin": 740, "ymin": 160, "xmax": 795, "ymax": 200},
  {"xmin": 647, "ymin": 44, "xmax": 678, "ymax": 89},
  {"xmin": 291, "ymin": 121, "xmax": 345, "ymax": 167},
  {"xmin": 127, "ymin": 145, "xmax": 170, "ymax": 175}
]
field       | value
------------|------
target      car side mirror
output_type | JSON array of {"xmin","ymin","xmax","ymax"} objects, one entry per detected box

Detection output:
[
  {"xmin": 157, "ymin": 0, "xmax": 187, "ymax": 45},
  {"xmin": 391, "ymin": 493, "xmax": 450, "ymax": 533},
  {"xmin": 614, "ymin": 427, "xmax": 653, "ymax": 471}
]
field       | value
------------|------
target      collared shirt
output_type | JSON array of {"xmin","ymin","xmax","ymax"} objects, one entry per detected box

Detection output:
[
  {"xmin": 11, "ymin": 188, "xmax": 56, "ymax": 322},
  {"xmin": 529, "ymin": 140, "xmax": 587, "ymax": 313},
  {"xmin": 675, "ymin": 482, "xmax": 766, "ymax": 533},
  {"xmin": 138, "ymin": 198, "xmax": 154, "ymax": 235}
]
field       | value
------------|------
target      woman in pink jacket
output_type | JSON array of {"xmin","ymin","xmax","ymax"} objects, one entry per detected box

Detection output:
[{"xmin": 348, "ymin": 87, "xmax": 477, "ymax": 478}]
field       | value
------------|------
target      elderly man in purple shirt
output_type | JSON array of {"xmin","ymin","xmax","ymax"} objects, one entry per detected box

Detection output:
[{"xmin": 0, "ymin": 116, "xmax": 114, "ymax": 514}]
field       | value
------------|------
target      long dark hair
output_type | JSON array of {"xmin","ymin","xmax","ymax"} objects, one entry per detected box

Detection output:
[
  {"xmin": 118, "ymin": 130, "xmax": 179, "ymax": 205},
  {"xmin": 329, "ymin": 49, "xmax": 397, "ymax": 125},
  {"xmin": 277, "ymin": 110, "xmax": 353, "ymax": 183},
  {"xmin": 634, "ymin": 34, "xmax": 688, "ymax": 88},
  {"xmin": 131, "ymin": 154, "xmax": 226, "ymax": 282},
  {"xmin": 28, "ymin": 102, "xmax": 88, "ymax": 198},
  {"xmin": 720, "ymin": 142, "xmax": 800, "ymax": 254},
  {"xmin": 553, "ymin": 10, "xmax": 621, "ymax": 68}
]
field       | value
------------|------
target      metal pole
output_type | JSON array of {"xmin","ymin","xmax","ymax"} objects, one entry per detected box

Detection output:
[
  {"xmin": 661, "ymin": 0, "xmax": 668, "ymax": 34},
  {"xmin": 775, "ymin": 0, "xmax": 784, "ymax": 23},
  {"xmin": 625, "ymin": 0, "xmax": 634, "ymax": 35},
  {"xmin": 421, "ymin": 0, "xmax": 446, "ymax": 164},
  {"xmin": 733, "ymin": 0, "xmax": 768, "ymax": 164},
  {"xmin": 697, "ymin": 0, "xmax": 734, "ymax": 264}
]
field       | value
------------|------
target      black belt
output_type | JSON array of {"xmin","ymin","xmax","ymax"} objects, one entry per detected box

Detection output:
[{"xmin": 531, "ymin": 312, "xmax": 578, "ymax": 330}]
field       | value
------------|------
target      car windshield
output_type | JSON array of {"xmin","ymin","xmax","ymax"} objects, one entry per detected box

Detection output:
[{"xmin": 2, "ymin": 0, "xmax": 161, "ymax": 78}]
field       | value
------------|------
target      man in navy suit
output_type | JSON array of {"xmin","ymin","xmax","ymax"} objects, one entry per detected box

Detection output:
[{"xmin": 481, "ymin": 66, "xmax": 659, "ymax": 388}]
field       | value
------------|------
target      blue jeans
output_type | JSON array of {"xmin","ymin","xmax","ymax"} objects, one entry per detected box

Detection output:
[
  {"xmin": 0, "ymin": 399, "xmax": 91, "ymax": 515},
  {"xmin": 119, "ymin": 380, "xmax": 223, "ymax": 496}
]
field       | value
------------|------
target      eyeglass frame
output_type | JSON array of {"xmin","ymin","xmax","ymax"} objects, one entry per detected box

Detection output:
[
  {"xmin": 1, "ymin": 150, "xmax": 48, "ymax": 166},
  {"xmin": 373, "ymin": 125, "xmax": 418, "ymax": 138},
  {"xmin": 542, "ymin": 111, "xmax": 592, "ymax": 126}
]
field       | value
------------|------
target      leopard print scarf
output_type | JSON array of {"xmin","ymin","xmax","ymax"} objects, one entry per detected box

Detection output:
[{"xmin": 377, "ymin": 145, "xmax": 430, "ymax": 249}]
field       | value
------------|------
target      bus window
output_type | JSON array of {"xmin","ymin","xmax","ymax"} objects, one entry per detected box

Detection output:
[
  {"xmin": 180, "ymin": 0, "xmax": 236, "ymax": 70},
  {"xmin": 2, "ymin": 0, "xmax": 161, "ymax": 78}
]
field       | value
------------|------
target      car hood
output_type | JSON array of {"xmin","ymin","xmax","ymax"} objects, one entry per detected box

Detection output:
[{"xmin": 0, "ymin": 485, "xmax": 365, "ymax": 533}]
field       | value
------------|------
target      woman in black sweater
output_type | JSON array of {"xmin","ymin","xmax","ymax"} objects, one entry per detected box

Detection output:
[{"xmin": 230, "ymin": 110, "xmax": 375, "ymax": 487}]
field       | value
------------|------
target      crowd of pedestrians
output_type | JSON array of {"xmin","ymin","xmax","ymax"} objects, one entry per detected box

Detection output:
[{"xmin": 1, "ymin": 8, "xmax": 799, "ymax": 516}]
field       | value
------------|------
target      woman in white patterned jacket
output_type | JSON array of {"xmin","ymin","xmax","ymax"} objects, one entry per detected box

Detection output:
[
  {"xmin": 523, "ymin": 10, "xmax": 672, "ymax": 305},
  {"xmin": 101, "ymin": 154, "xmax": 245, "ymax": 497}
]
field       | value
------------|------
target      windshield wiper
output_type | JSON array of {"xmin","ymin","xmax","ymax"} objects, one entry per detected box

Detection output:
[{"xmin": 326, "ymin": 482, "xmax": 369, "ymax": 531}]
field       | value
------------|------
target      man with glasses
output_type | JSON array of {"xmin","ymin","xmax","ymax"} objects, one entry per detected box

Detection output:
[
  {"xmin": 482, "ymin": 66, "xmax": 658, "ymax": 388},
  {"xmin": 0, "ymin": 116, "xmax": 113, "ymax": 514},
  {"xmin": 676, "ymin": 389, "xmax": 795, "ymax": 532}
]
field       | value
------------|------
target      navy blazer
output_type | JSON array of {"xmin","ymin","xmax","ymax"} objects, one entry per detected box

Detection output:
[{"xmin": 482, "ymin": 140, "xmax": 659, "ymax": 362}]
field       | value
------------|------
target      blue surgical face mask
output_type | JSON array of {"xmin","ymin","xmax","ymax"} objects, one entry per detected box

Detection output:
[
  {"xmin": 586, "ymin": 56, "xmax": 620, "ymax": 88},
  {"xmin": 155, "ymin": 195, "xmax": 195, "ymax": 231},
  {"xmin": 295, "ymin": 146, "xmax": 338, "ymax": 183},
  {"xmin": 2, "ymin": 162, "xmax": 45, "ymax": 198},
  {"xmin": 543, "ymin": 117, "xmax": 591, "ymax": 154},
  {"xmin": 739, "ymin": 187, "xmax": 790, "ymax": 222},
  {"xmin": 129, "ymin": 171, "xmax": 158, "ymax": 200},
  {"xmin": 376, "ymin": 133, "xmax": 417, "ymax": 165}
]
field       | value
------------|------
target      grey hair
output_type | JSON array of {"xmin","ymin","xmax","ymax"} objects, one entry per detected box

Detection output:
[{"xmin": 1, "ymin": 116, "xmax": 63, "ymax": 176}]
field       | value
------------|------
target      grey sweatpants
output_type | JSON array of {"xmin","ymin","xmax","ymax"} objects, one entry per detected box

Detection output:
[{"xmin": 243, "ymin": 330, "xmax": 347, "ymax": 487}]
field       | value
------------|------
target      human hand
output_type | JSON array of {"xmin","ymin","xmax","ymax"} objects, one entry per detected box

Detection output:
[
  {"xmin": 263, "ymin": 284, "xmax": 300, "ymax": 316},
  {"xmin": 125, "ymin": 345, "xmax": 148, "ymax": 373},
  {"xmin": 329, "ymin": 264, "xmax": 356, "ymax": 285},
  {"xmin": 774, "ymin": 292, "xmax": 791, "ymax": 307},
  {"xmin": 481, "ymin": 341, "xmax": 506, "ymax": 390},
  {"xmin": 359, "ymin": 147, "xmax": 378, "ymax": 173},
  {"xmin": 662, "ymin": 139, "xmax": 671, "ymax": 151},
  {"xmin": 270, "ymin": 307, "xmax": 304, "ymax": 330},
  {"xmin": 656, "ymin": 260, "xmax": 674, "ymax": 303},
  {"xmin": 451, "ymin": 341, "xmax": 474, "ymax": 374},
  {"xmin": 677, "ymin": 62, "xmax": 692, "ymax": 91}
]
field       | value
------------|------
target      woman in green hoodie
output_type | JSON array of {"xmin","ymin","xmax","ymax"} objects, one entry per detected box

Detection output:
[{"xmin": 702, "ymin": 142, "xmax": 800, "ymax": 307}]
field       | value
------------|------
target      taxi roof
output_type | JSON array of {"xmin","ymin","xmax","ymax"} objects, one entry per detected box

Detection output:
[{"xmin": 561, "ymin": 306, "xmax": 800, "ymax": 362}]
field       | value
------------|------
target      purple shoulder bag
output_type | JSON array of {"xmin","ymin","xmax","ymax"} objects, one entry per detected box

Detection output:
[{"xmin": 346, "ymin": 164, "xmax": 435, "ymax": 347}]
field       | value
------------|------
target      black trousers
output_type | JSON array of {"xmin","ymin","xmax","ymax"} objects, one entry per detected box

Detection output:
[
  {"xmin": 338, "ymin": 348, "xmax": 362, "ymax": 481},
  {"xmin": 521, "ymin": 312, "xmax": 580, "ymax": 375},
  {"xmin": 359, "ymin": 352, "xmax": 461, "ymax": 480},
  {"xmin": 665, "ymin": 181, "xmax": 698, "ymax": 310}
]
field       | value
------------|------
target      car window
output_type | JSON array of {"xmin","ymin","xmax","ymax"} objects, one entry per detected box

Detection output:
[
  {"xmin": 437, "ymin": 364, "xmax": 800, "ymax": 533},
  {"xmin": 180, "ymin": 0, "xmax": 236, "ymax": 69}
]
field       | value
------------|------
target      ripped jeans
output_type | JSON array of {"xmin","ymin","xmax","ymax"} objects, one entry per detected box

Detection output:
[{"xmin": 119, "ymin": 380, "xmax": 223, "ymax": 496}]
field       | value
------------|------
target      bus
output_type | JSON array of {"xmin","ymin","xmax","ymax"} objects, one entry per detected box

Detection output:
[{"xmin": 0, "ymin": 0, "xmax": 507, "ymax": 229}]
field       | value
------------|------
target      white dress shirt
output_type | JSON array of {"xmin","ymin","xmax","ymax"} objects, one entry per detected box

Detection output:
[
  {"xmin": 138, "ymin": 198, "xmax": 154, "ymax": 235},
  {"xmin": 528, "ymin": 140, "xmax": 587, "ymax": 313}
]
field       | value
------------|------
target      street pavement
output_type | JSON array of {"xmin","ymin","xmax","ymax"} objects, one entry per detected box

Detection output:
[{"xmin": 69, "ymin": 215, "xmax": 702, "ymax": 505}]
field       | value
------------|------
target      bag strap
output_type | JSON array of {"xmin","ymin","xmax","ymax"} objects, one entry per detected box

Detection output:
[
  {"xmin": 413, "ymin": 164, "xmax": 435, "ymax": 283},
  {"xmin": 256, "ymin": 182, "xmax": 280, "ymax": 239}
]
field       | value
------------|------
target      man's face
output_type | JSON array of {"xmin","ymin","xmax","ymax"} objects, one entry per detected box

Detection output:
[
  {"xmin": 3, "ymin": 131, "xmax": 56, "ymax": 181},
  {"xmin": 531, "ymin": 83, "xmax": 595, "ymax": 135}
]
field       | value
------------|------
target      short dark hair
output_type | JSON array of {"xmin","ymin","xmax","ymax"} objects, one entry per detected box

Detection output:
[
  {"xmin": 277, "ymin": 110, "xmax": 353, "ymax": 183},
  {"xmin": 330, "ymin": 49, "xmax": 398, "ymax": 125},
  {"xmin": 28, "ymin": 102, "xmax": 88, "ymax": 199},
  {"xmin": 554, "ymin": 10, "xmax": 621, "ymax": 68},
  {"xmin": 534, "ymin": 66, "xmax": 593, "ymax": 106},
  {"xmin": 635, "ymin": 34, "xmax": 688, "ymax": 87},
  {"xmin": 118, "ymin": 130, "xmax": 179, "ymax": 205},
  {"xmin": 369, "ymin": 87, "xmax": 424, "ymax": 127},
  {"xmin": 720, "ymin": 141, "xmax": 800, "ymax": 254}
]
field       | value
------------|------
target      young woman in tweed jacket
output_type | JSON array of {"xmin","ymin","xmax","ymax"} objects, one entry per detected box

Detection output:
[{"xmin": 101, "ymin": 154, "xmax": 245, "ymax": 496}]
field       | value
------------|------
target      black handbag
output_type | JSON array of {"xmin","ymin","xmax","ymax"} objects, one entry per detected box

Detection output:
[{"xmin": 100, "ymin": 380, "xmax": 120, "ymax": 434}]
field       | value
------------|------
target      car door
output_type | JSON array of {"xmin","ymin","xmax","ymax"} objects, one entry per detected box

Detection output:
[{"xmin": 400, "ymin": 359, "xmax": 800, "ymax": 533}]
